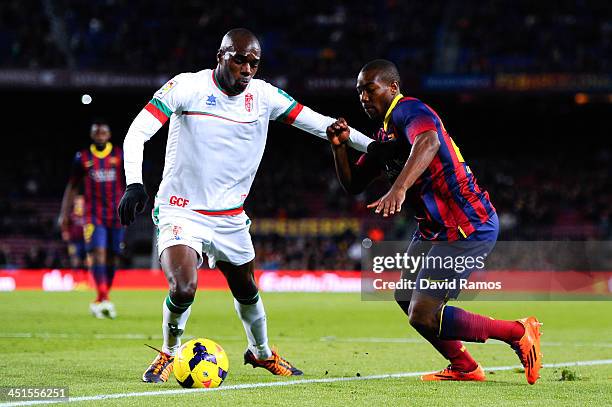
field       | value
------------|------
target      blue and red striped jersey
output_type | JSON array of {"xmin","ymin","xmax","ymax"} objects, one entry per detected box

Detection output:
[
  {"xmin": 358, "ymin": 95, "xmax": 496, "ymax": 241},
  {"xmin": 70, "ymin": 143, "xmax": 124, "ymax": 228}
]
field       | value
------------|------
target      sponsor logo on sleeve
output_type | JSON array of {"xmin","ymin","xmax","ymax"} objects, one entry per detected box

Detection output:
[{"xmin": 155, "ymin": 79, "xmax": 177, "ymax": 99}]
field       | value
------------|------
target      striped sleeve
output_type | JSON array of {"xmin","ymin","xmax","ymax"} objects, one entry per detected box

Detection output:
[
  {"xmin": 276, "ymin": 100, "xmax": 304, "ymax": 124},
  {"xmin": 393, "ymin": 101, "xmax": 438, "ymax": 144},
  {"xmin": 144, "ymin": 98, "xmax": 173, "ymax": 124},
  {"xmin": 266, "ymin": 83, "xmax": 303, "ymax": 123},
  {"xmin": 267, "ymin": 83, "xmax": 372, "ymax": 152},
  {"xmin": 144, "ymin": 74, "xmax": 191, "ymax": 124}
]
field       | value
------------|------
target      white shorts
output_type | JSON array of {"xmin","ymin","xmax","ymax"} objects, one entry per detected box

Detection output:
[{"xmin": 153, "ymin": 205, "xmax": 255, "ymax": 268}]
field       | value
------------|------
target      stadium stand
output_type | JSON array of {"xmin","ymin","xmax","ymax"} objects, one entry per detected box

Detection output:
[{"xmin": 1, "ymin": 1, "xmax": 611, "ymax": 75}]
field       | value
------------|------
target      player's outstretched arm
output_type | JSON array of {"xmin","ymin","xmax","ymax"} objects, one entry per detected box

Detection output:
[
  {"xmin": 268, "ymin": 84, "xmax": 372, "ymax": 151},
  {"xmin": 367, "ymin": 130, "xmax": 439, "ymax": 217},
  {"xmin": 290, "ymin": 105, "xmax": 373, "ymax": 152}
]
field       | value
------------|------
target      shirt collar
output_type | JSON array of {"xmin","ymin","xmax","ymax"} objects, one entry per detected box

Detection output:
[
  {"xmin": 90, "ymin": 142, "xmax": 112, "ymax": 159},
  {"xmin": 383, "ymin": 93, "xmax": 404, "ymax": 131}
]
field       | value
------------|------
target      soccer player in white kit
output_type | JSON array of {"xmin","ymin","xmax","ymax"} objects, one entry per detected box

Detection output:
[{"xmin": 118, "ymin": 28, "xmax": 374, "ymax": 382}]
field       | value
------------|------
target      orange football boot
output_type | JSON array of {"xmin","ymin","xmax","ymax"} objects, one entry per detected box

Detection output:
[
  {"xmin": 421, "ymin": 364, "xmax": 485, "ymax": 381},
  {"xmin": 244, "ymin": 349, "xmax": 303, "ymax": 376},
  {"xmin": 512, "ymin": 316, "xmax": 543, "ymax": 385},
  {"xmin": 142, "ymin": 345, "xmax": 174, "ymax": 383}
]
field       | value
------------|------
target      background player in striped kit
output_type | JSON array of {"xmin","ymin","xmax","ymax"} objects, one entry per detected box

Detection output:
[{"xmin": 59, "ymin": 120, "xmax": 125, "ymax": 319}]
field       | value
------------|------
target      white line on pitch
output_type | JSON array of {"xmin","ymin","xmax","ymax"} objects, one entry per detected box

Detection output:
[{"xmin": 2, "ymin": 359, "xmax": 612, "ymax": 407}]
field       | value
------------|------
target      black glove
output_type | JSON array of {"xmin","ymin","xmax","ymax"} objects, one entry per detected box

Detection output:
[{"xmin": 118, "ymin": 183, "xmax": 149, "ymax": 226}]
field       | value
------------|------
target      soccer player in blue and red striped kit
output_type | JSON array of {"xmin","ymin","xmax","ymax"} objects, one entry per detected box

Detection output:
[
  {"xmin": 59, "ymin": 120, "xmax": 125, "ymax": 319},
  {"xmin": 327, "ymin": 60, "xmax": 543, "ymax": 384}
]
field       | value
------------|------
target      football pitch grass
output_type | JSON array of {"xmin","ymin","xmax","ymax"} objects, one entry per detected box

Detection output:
[{"xmin": 1, "ymin": 291, "xmax": 611, "ymax": 406}]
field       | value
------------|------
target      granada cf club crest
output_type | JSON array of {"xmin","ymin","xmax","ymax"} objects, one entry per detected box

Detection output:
[{"xmin": 245, "ymin": 93, "xmax": 253, "ymax": 112}]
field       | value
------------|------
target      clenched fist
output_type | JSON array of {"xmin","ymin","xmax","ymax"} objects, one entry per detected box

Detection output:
[{"xmin": 326, "ymin": 118, "xmax": 351, "ymax": 147}]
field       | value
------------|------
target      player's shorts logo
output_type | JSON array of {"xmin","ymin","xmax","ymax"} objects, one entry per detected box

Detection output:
[
  {"xmin": 245, "ymin": 93, "xmax": 253, "ymax": 112},
  {"xmin": 172, "ymin": 225, "xmax": 183, "ymax": 240},
  {"xmin": 83, "ymin": 223, "xmax": 95, "ymax": 244}
]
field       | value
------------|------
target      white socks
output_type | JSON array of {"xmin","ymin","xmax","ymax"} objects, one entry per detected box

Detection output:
[
  {"xmin": 234, "ymin": 295, "xmax": 272, "ymax": 359},
  {"xmin": 161, "ymin": 299, "xmax": 192, "ymax": 356},
  {"xmin": 160, "ymin": 294, "xmax": 271, "ymax": 360}
]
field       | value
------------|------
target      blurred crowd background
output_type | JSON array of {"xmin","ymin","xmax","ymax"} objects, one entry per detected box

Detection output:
[
  {"xmin": 0, "ymin": 0, "xmax": 610, "ymax": 270},
  {"xmin": 3, "ymin": 0, "xmax": 611, "ymax": 75}
]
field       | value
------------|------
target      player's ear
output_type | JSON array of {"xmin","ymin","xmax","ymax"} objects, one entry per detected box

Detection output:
[{"xmin": 390, "ymin": 81, "xmax": 399, "ymax": 96}]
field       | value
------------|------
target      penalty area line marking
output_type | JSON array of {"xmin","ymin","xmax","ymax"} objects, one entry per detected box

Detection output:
[{"xmin": 2, "ymin": 359, "xmax": 612, "ymax": 407}]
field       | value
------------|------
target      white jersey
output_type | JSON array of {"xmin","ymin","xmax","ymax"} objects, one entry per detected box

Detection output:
[{"xmin": 123, "ymin": 68, "xmax": 373, "ymax": 215}]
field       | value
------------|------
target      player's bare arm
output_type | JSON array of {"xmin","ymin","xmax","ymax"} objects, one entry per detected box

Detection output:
[
  {"xmin": 327, "ymin": 118, "xmax": 380, "ymax": 194},
  {"xmin": 326, "ymin": 118, "xmax": 353, "ymax": 191},
  {"xmin": 58, "ymin": 181, "xmax": 78, "ymax": 239},
  {"xmin": 367, "ymin": 130, "xmax": 439, "ymax": 217},
  {"xmin": 59, "ymin": 150, "xmax": 88, "ymax": 238}
]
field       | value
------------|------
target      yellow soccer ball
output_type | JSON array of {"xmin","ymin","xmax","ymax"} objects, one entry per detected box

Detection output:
[{"xmin": 174, "ymin": 338, "xmax": 229, "ymax": 388}]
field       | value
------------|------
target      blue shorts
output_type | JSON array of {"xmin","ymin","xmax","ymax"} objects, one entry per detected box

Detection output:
[
  {"xmin": 68, "ymin": 240, "xmax": 87, "ymax": 261},
  {"xmin": 84, "ymin": 224, "xmax": 125, "ymax": 254},
  {"xmin": 408, "ymin": 213, "xmax": 499, "ymax": 300}
]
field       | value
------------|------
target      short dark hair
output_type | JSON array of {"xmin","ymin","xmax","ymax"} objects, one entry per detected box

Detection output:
[{"xmin": 360, "ymin": 59, "xmax": 401, "ymax": 87}]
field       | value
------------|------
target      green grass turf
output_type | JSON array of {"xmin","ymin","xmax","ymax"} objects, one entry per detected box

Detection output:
[{"xmin": 1, "ymin": 290, "xmax": 611, "ymax": 406}]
